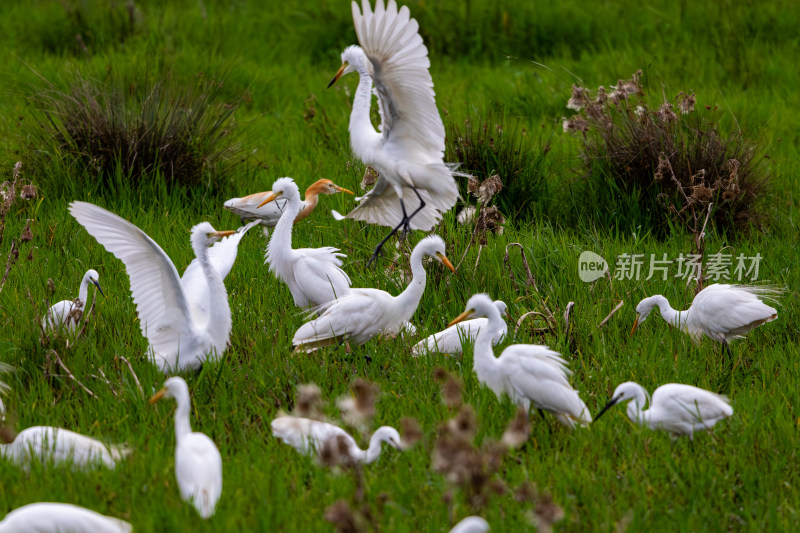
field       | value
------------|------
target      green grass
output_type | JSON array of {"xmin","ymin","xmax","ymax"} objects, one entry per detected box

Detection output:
[{"xmin": 0, "ymin": 0, "xmax": 799, "ymax": 531}]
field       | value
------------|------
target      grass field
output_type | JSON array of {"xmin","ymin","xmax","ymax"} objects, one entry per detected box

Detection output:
[{"xmin": 0, "ymin": 0, "xmax": 799, "ymax": 531}]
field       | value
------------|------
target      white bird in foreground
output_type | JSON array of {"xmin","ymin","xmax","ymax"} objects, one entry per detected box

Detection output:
[
  {"xmin": 449, "ymin": 516, "xmax": 490, "ymax": 533},
  {"xmin": 259, "ymin": 178, "xmax": 352, "ymax": 308},
  {"xmin": 224, "ymin": 178, "xmax": 354, "ymax": 230},
  {"xmin": 412, "ymin": 300, "xmax": 509, "ymax": 356},
  {"xmin": 595, "ymin": 382, "xmax": 733, "ymax": 439},
  {"xmin": 70, "ymin": 201, "xmax": 238, "ymax": 373},
  {"xmin": 0, "ymin": 502, "xmax": 132, "ymax": 533},
  {"xmin": 632, "ymin": 284, "xmax": 779, "ymax": 356},
  {"xmin": 449, "ymin": 294, "xmax": 591, "ymax": 428},
  {"xmin": 292, "ymin": 235, "xmax": 455, "ymax": 352},
  {"xmin": 328, "ymin": 0, "xmax": 462, "ymax": 263},
  {"xmin": 0, "ymin": 426, "xmax": 130, "ymax": 470},
  {"xmin": 42, "ymin": 269, "xmax": 105, "ymax": 333},
  {"xmin": 150, "ymin": 376, "xmax": 222, "ymax": 519},
  {"xmin": 271, "ymin": 415, "xmax": 401, "ymax": 465}
]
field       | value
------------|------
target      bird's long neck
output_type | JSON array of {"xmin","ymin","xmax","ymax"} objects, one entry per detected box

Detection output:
[
  {"xmin": 173, "ymin": 391, "xmax": 193, "ymax": 442},
  {"xmin": 191, "ymin": 232, "xmax": 231, "ymax": 343},
  {"xmin": 653, "ymin": 296, "xmax": 686, "ymax": 331},
  {"xmin": 473, "ymin": 308, "xmax": 503, "ymax": 382},
  {"xmin": 78, "ymin": 275, "xmax": 90, "ymax": 304},
  {"xmin": 267, "ymin": 195, "xmax": 302, "ymax": 268},
  {"xmin": 625, "ymin": 388, "xmax": 649, "ymax": 427},
  {"xmin": 394, "ymin": 248, "xmax": 428, "ymax": 323},
  {"xmin": 363, "ymin": 432, "xmax": 387, "ymax": 464},
  {"xmin": 295, "ymin": 193, "xmax": 319, "ymax": 223},
  {"xmin": 349, "ymin": 55, "xmax": 381, "ymax": 162}
]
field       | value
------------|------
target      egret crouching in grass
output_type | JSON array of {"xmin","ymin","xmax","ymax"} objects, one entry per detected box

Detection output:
[
  {"xmin": 42, "ymin": 269, "xmax": 105, "ymax": 333},
  {"xmin": 150, "ymin": 377, "xmax": 222, "ymax": 519},
  {"xmin": 449, "ymin": 294, "xmax": 591, "ymax": 429},
  {"xmin": 413, "ymin": 299, "xmax": 509, "ymax": 356},
  {"xmin": 329, "ymin": 0, "xmax": 462, "ymax": 264},
  {"xmin": 224, "ymin": 178, "xmax": 353, "ymax": 230},
  {"xmin": 292, "ymin": 235, "xmax": 455, "ymax": 352},
  {"xmin": 70, "ymin": 202, "xmax": 239, "ymax": 373},
  {"xmin": 259, "ymin": 177, "xmax": 352, "ymax": 308},
  {"xmin": 631, "ymin": 284, "xmax": 779, "ymax": 356},
  {"xmin": 0, "ymin": 426, "xmax": 130, "ymax": 470},
  {"xmin": 272, "ymin": 415, "xmax": 401, "ymax": 465},
  {"xmin": 595, "ymin": 382, "xmax": 733, "ymax": 439},
  {"xmin": 0, "ymin": 502, "xmax": 132, "ymax": 532}
]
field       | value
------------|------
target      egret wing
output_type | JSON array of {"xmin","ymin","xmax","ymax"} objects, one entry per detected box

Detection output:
[
  {"xmin": 293, "ymin": 289, "xmax": 392, "ymax": 348},
  {"xmin": 689, "ymin": 284, "xmax": 778, "ymax": 339},
  {"xmin": 652, "ymin": 384, "xmax": 733, "ymax": 422},
  {"xmin": 176, "ymin": 433, "xmax": 223, "ymax": 519},
  {"xmin": 69, "ymin": 202, "xmax": 193, "ymax": 356},
  {"xmin": 293, "ymin": 247, "xmax": 352, "ymax": 306}
]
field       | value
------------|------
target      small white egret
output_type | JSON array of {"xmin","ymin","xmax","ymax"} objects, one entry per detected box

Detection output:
[
  {"xmin": 0, "ymin": 426, "xmax": 130, "ymax": 470},
  {"xmin": 150, "ymin": 376, "xmax": 222, "ymax": 519},
  {"xmin": 42, "ymin": 269, "xmax": 105, "ymax": 333},
  {"xmin": 224, "ymin": 178, "xmax": 353, "ymax": 230},
  {"xmin": 70, "ymin": 202, "xmax": 238, "ymax": 373},
  {"xmin": 328, "ymin": 0, "xmax": 462, "ymax": 263},
  {"xmin": 292, "ymin": 235, "xmax": 455, "ymax": 352},
  {"xmin": 595, "ymin": 382, "xmax": 733, "ymax": 439},
  {"xmin": 0, "ymin": 502, "xmax": 131, "ymax": 533},
  {"xmin": 258, "ymin": 178, "xmax": 352, "ymax": 308},
  {"xmin": 412, "ymin": 300, "xmax": 509, "ymax": 356},
  {"xmin": 271, "ymin": 415, "xmax": 401, "ymax": 465},
  {"xmin": 449, "ymin": 516, "xmax": 490, "ymax": 533},
  {"xmin": 632, "ymin": 284, "xmax": 779, "ymax": 356},
  {"xmin": 449, "ymin": 294, "xmax": 591, "ymax": 428}
]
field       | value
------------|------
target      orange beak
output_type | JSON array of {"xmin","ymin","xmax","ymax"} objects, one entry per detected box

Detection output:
[
  {"xmin": 327, "ymin": 64, "xmax": 346, "ymax": 88},
  {"xmin": 437, "ymin": 253, "xmax": 456, "ymax": 274},
  {"xmin": 149, "ymin": 388, "xmax": 167, "ymax": 405},
  {"xmin": 630, "ymin": 316, "xmax": 640, "ymax": 337},
  {"xmin": 335, "ymin": 185, "xmax": 354, "ymax": 195},
  {"xmin": 257, "ymin": 192, "xmax": 279, "ymax": 208},
  {"xmin": 214, "ymin": 230, "xmax": 236, "ymax": 238},
  {"xmin": 448, "ymin": 309, "xmax": 474, "ymax": 328}
]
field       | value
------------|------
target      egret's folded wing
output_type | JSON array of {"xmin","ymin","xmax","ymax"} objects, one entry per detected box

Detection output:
[
  {"xmin": 293, "ymin": 247, "xmax": 352, "ymax": 303},
  {"xmin": 69, "ymin": 201, "xmax": 193, "ymax": 355},
  {"xmin": 654, "ymin": 384, "xmax": 733, "ymax": 421},
  {"xmin": 353, "ymin": 0, "xmax": 444, "ymax": 154},
  {"xmin": 176, "ymin": 433, "xmax": 223, "ymax": 519}
]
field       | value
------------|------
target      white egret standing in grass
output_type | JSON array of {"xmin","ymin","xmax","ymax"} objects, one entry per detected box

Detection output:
[
  {"xmin": 42, "ymin": 269, "xmax": 105, "ymax": 333},
  {"xmin": 70, "ymin": 202, "xmax": 238, "ymax": 373},
  {"xmin": 449, "ymin": 516, "xmax": 490, "ymax": 533},
  {"xmin": 150, "ymin": 376, "xmax": 222, "ymax": 519},
  {"xmin": 595, "ymin": 382, "xmax": 733, "ymax": 439},
  {"xmin": 0, "ymin": 426, "xmax": 130, "ymax": 470},
  {"xmin": 449, "ymin": 294, "xmax": 591, "ymax": 428},
  {"xmin": 271, "ymin": 415, "xmax": 401, "ymax": 465},
  {"xmin": 224, "ymin": 178, "xmax": 354, "ymax": 230},
  {"xmin": 292, "ymin": 235, "xmax": 455, "ymax": 352},
  {"xmin": 258, "ymin": 177, "xmax": 352, "ymax": 308},
  {"xmin": 0, "ymin": 502, "xmax": 132, "ymax": 533},
  {"xmin": 412, "ymin": 300, "xmax": 509, "ymax": 356},
  {"xmin": 328, "ymin": 0, "xmax": 462, "ymax": 263},
  {"xmin": 631, "ymin": 284, "xmax": 779, "ymax": 356}
]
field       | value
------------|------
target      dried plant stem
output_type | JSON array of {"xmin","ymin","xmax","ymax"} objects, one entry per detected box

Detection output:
[
  {"xmin": 117, "ymin": 354, "xmax": 144, "ymax": 398},
  {"xmin": 598, "ymin": 300, "xmax": 625, "ymax": 329},
  {"xmin": 503, "ymin": 243, "xmax": 537, "ymax": 290},
  {"xmin": 514, "ymin": 311, "xmax": 555, "ymax": 338},
  {"xmin": 49, "ymin": 350, "xmax": 96, "ymax": 398},
  {"xmin": 0, "ymin": 240, "xmax": 18, "ymax": 294}
]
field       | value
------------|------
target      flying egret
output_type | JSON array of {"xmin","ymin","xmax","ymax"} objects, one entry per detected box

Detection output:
[
  {"xmin": 258, "ymin": 177, "xmax": 352, "ymax": 308},
  {"xmin": 69, "ymin": 201, "xmax": 238, "ymax": 373},
  {"xmin": 631, "ymin": 284, "xmax": 779, "ymax": 356},
  {"xmin": 150, "ymin": 376, "xmax": 222, "ymax": 519},
  {"xmin": 0, "ymin": 502, "xmax": 131, "ymax": 533},
  {"xmin": 412, "ymin": 299, "xmax": 509, "ymax": 356},
  {"xmin": 0, "ymin": 426, "xmax": 130, "ymax": 470},
  {"xmin": 42, "ymin": 269, "xmax": 105, "ymax": 333},
  {"xmin": 595, "ymin": 382, "xmax": 733, "ymax": 439},
  {"xmin": 271, "ymin": 415, "xmax": 401, "ymax": 465},
  {"xmin": 449, "ymin": 294, "xmax": 591, "ymax": 428},
  {"xmin": 292, "ymin": 235, "xmax": 455, "ymax": 352},
  {"xmin": 224, "ymin": 178, "xmax": 354, "ymax": 230},
  {"xmin": 328, "ymin": 0, "xmax": 462, "ymax": 263},
  {"xmin": 449, "ymin": 516, "xmax": 490, "ymax": 533}
]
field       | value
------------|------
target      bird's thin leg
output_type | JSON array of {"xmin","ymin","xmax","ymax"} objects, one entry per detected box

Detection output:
[
  {"xmin": 721, "ymin": 340, "xmax": 732, "ymax": 359},
  {"xmin": 367, "ymin": 217, "xmax": 407, "ymax": 267},
  {"xmin": 537, "ymin": 408, "xmax": 553, "ymax": 435},
  {"xmin": 402, "ymin": 186, "xmax": 427, "ymax": 234}
]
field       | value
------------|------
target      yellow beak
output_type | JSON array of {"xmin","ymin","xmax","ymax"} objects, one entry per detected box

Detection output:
[
  {"xmin": 437, "ymin": 253, "xmax": 456, "ymax": 274},
  {"xmin": 335, "ymin": 185, "xmax": 354, "ymax": 195},
  {"xmin": 149, "ymin": 388, "xmax": 167, "ymax": 405},
  {"xmin": 630, "ymin": 316, "xmax": 640, "ymax": 337},
  {"xmin": 327, "ymin": 63, "xmax": 346, "ymax": 88},
  {"xmin": 214, "ymin": 230, "xmax": 236, "ymax": 238},
  {"xmin": 257, "ymin": 192, "xmax": 280, "ymax": 208},
  {"xmin": 448, "ymin": 309, "xmax": 474, "ymax": 328}
]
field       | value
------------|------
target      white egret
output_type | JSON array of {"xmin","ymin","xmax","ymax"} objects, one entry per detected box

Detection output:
[
  {"xmin": 595, "ymin": 382, "xmax": 733, "ymax": 439},
  {"xmin": 150, "ymin": 376, "xmax": 222, "ymax": 519},
  {"xmin": 0, "ymin": 426, "xmax": 130, "ymax": 470},
  {"xmin": 42, "ymin": 269, "xmax": 105, "ymax": 333},
  {"xmin": 0, "ymin": 502, "xmax": 131, "ymax": 533},
  {"xmin": 258, "ymin": 177, "xmax": 352, "ymax": 308},
  {"xmin": 449, "ymin": 294, "xmax": 591, "ymax": 428},
  {"xmin": 412, "ymin": 300, "xmax": 509, "ymax": 356},
  {"xmin": 328, "ymin": 0, "xmax": 461, "ymax": 263},
  {"xmin": 631, "ymin": 284, "xmax": 779, "ymax": 356},
  {"xmin": 292, "ymin": 235, "xmax": 455, "ymax": 352},
  {"xmin": 449, "ymin": 516, "xmax": 490, "ymax": 533},
  {"xmin": 271, "ymin": 415, "xmax": 401, "ymax": 465},
  {"xmin": 224, "ymin": 178, "xmax": 353, "ymax": 230},
  {"xmin": 69, "ymin": 201, "xmax": 238, "ymax": 373}
]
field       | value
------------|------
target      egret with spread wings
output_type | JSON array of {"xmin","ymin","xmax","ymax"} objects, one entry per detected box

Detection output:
[{"xmin": 328, "ymin": 0, "xmax": 461, "ymax": 264}]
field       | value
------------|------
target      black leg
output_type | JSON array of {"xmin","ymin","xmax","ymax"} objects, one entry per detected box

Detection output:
[
  {"xmin": 367, "ymin": 215, "xmax": 407, "ymax": 267},
  {"xmin": 403, "ymin": 186, "xmax": 426, "ymax": 233},
  {"xmin": 366, "ymin": 187, "xmax": 426, "ymax": 268},
  {"xmin": 722, "ymin": 340, "xmax": 732, "ymax": 359}
]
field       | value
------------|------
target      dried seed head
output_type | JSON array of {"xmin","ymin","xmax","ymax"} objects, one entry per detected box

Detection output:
[
  {"xmin": 691, "ymin": 185, "xmax": 713, "ymax": 202},
  {"xmin": 324, "ymin": 500, "xmax": 364, "ymax": 533},
  {"xmin": 20, "ymin": 184, "xmax": 37, "ymax": 200},
  {"xmin": 654, "ymin": 153, "xmax": 672, "ymax": 182},
  {"xmin": 656, "ymin": 102, "xmax": 677, "ymax": 123},
  {"xmin": 467, "ymin": 175, "xmax": 481, "ymax": 196},
  {"xmin": 20, "ymin": 220, "xmax": 32, "ymax": 243},
  {"xmin": 562, "ymin": 116, "xmax": 589, "ymax": 134},
  {"xmin": 295, "ymin": 383, "xmax": 323, "ymax": 419},
  {"xmin": 360, "ymin": 165, "xmax": 378, "ymax": 190},
  {"xmin": 447, "ymin": 405, "xmax": 478, "ymax": 441},
  {"xmin": 338, "ymin": 379, "xmax": 380, "ymax": 430},
  {"xmin": 501, "ymin": 407, "xmax": 531, "ymax": 449},
  {"xmin": 677, "ymin": 91, "xmax": 696, "ymax": 114},
  {"xmin": 515, "ymin": 481, "xmax": 538, "ymax": 503},
  {"xmin": 595, "ymin": 86, "xmax": 607, "ymax": 105},
  {"xmin": 399, "ymin": 417, "xmax": 423, "ymax": 448},
  {"xmin": 441, "ymin": 374, "xmax": 463, "ymax": 409},
  {"xmin": 566, "ymin": 84, "xmax": 590, "ymax": 111},
  {"xmin": 533, "ymin": 493, "xmax": 565, "ymax": 532},
  {"xmin": 475, "ymin": 206, "xmax": 506, "ymax": 245},
  {"xmin": 477, "ymin": 175, "xmax": 503, "ymax": 204}
]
